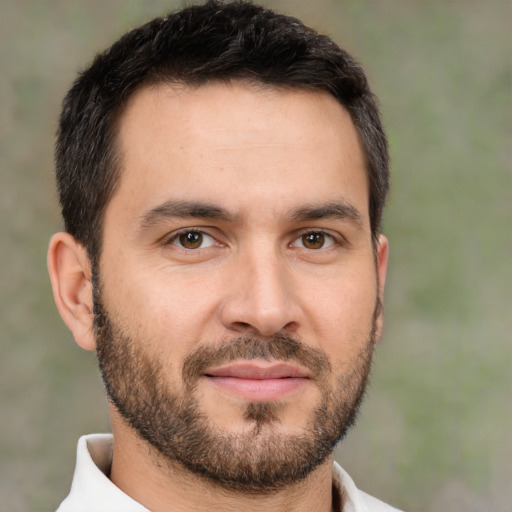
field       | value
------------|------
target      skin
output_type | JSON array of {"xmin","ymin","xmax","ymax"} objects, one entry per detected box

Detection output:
[{"xmin": 48, "ymin": 82, "xmax": 388, "ymax": 512}]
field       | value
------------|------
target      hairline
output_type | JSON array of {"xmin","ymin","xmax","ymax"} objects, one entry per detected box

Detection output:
[{"xmin": 90, "ymin": 76, "xmax": 379, "ymax": 268}]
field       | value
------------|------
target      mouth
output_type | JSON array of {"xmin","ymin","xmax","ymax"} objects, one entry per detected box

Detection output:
[{"xmin": 203, "ymin": 360, "xmax": 311, "ymax": 401}]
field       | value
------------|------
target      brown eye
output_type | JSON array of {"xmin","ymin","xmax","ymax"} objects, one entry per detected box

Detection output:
[
  {"xmin": 176, "ymin": 231, "xmax": 205, "ymax": 249},
  {"xmin": 301, "ymin": 232, "xmax": 326, "ymax": 249},
  {"xmin": 291, "ymin": 231, "xmax": 336, "ymax": 250}
]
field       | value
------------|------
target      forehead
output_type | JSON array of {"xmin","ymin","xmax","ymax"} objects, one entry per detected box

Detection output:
[
  {"xmin": 119, "ymin": 80, "xmax": 360, "ymax": 148},
  {"xmin": 111, "ymin": 81, "xmax": 368, "ymax": 221}
]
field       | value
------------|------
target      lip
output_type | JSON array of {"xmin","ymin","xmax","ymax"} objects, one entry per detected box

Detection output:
[{"xmin": 203, "ymin": 360, "xmax": 311, "ymax": 401}]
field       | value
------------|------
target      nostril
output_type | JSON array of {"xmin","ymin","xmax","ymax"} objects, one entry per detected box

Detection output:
[
  {"xmin": 283, "ymin": 321, "xmax": 298, "ymax": 333},
  {"xmin": 219, "ymin": 287, "xmax": 301, "ymax": 337},
  {"xmin": 232, "ymin": 321, "xmax": 252, "ymax": 330}
]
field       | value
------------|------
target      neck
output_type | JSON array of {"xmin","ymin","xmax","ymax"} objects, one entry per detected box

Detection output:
[{"xmin": 109, "ymin": 413, "xmax": 336, "ymax": 512}]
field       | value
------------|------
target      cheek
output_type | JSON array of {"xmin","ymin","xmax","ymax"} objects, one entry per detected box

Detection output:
[
  {"xmin": 100, "ymin": 261, "xmax": 222, "ymax": 354},
  {"xmin": 302, "ymin": 268, "xmax": 378, "ymax": 356}
]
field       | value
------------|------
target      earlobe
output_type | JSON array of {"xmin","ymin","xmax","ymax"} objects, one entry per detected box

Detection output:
[
  {"xmin": 47, "ymin": 232, "xmax": 96, "ymax": 351},
  {"xmin": 374, "ymin": 234, "xmax": 389, "ymax": 342}
]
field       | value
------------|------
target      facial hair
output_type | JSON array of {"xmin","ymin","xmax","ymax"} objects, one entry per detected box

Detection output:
[{"xmin": 93, "ymin": 285, "xmax": 379, "ymax": 493}]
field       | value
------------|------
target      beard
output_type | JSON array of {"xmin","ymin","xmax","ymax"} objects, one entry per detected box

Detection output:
[{"xmin": 93, "ymin": 283, "xmax": 379, "ymax": 493}]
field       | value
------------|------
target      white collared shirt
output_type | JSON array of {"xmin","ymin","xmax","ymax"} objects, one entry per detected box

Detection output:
[{"xmin": 56, "ymin": 434, "xmax": 403, "ymax": 512}]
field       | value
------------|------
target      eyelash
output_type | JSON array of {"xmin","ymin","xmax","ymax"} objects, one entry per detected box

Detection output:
[
  {"xmin": 291, "ymin": 230, "xmax": 338, "ymax": 250},
  {"xmin": 166, "ymin": 229, "xmax": 219, "ymax": 250},
  {"xmin": 165, "ymin": 228, "xmax": 342, "ymax": 252}
]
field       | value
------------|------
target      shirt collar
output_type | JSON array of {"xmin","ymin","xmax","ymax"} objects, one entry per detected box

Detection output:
[
  {"xmin": 57, "ymin": 434, "xmax": 379, "ymax": 512},
  {"xmin": 56, "ymin": 434, "xmax": 149, "ymax": 512},
  {"xmin": 332, "ymin": 461, "xmax": 369, "ymax": 512}
]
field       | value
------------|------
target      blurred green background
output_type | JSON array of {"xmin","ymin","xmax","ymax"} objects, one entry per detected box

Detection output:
[{"xmin": 1, "ymin": 1, "xmax": 510, "ymax": 510}]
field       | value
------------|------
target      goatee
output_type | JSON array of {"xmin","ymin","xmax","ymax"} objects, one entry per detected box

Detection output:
[{"xmin": 94, "ymin": 283, "xmax": 378, "ymax": 492}]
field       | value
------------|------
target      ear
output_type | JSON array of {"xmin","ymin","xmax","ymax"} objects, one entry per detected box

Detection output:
[
  {"xmin": 374, "ymin": 234, "xmax": 389, "ymax": 342},
  {"xmin": 47, "ymin": 232, "xmax": 96, "ymax": 351}
]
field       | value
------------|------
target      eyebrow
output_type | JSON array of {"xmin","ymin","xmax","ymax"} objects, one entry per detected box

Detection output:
[
  {"xmin": 291, "ymin": 201, "xmax": 363, "ymax": 226},
  {"xmin": 137, "ymin": 198, "xmax": 364, "ymax": 232},
  {"xmin": 138, "ymin": 200, "xmax": 233, "ymax": 230}
]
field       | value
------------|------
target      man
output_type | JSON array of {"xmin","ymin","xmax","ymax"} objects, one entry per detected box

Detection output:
[{"xmin": 47, "ymin": 1, "xmax": 400, "ymax": 510}]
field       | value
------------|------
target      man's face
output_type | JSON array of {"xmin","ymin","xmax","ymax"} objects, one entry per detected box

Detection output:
[{"xmin": 94, "ymin": 82, "xmax": 388, "ymax": 490}]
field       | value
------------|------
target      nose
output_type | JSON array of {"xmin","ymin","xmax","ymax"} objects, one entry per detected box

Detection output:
[{"xmin": 219, "ymin": 248, "xmax": 301, "ymax": 337}]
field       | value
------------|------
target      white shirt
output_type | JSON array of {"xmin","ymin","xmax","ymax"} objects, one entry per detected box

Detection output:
[{"xmin": 56, "ymin": 434, "xmax": 403, "ymax": 512}]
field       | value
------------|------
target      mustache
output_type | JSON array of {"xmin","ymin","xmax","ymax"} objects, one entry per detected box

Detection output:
[{"xmin": 181, "ymin": 333, "xmax": 332, "ymax": 387}]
